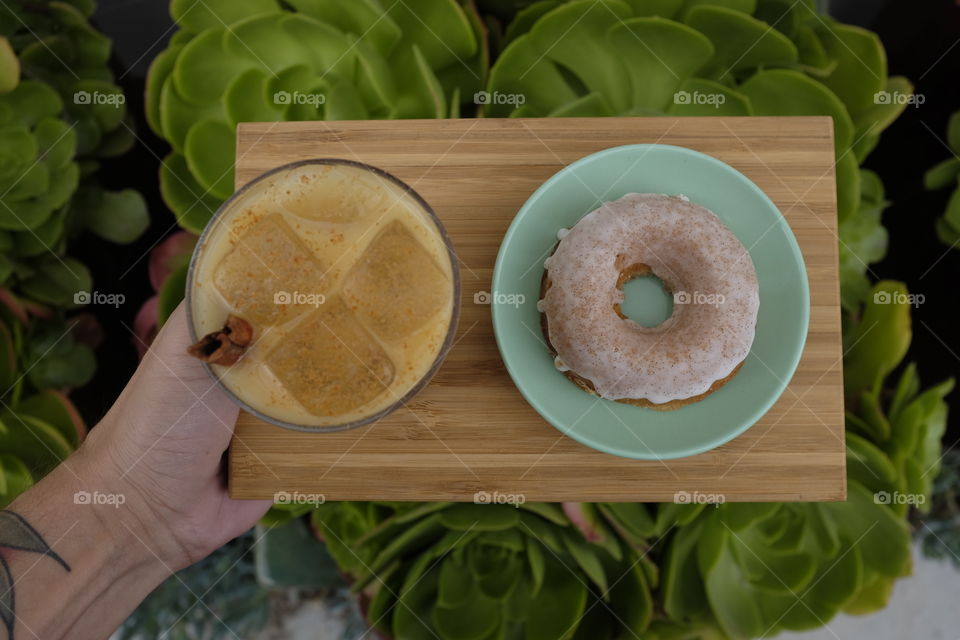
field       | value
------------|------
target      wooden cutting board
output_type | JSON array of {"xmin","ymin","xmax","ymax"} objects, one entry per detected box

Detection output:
[{"xmin": 228, "ymin": 117, "xmax": 845, "ymax": 502}]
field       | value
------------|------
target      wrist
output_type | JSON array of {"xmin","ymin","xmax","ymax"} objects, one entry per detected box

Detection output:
[
  {"xmin": 3, "ymin": 448, "xmax": 172, "ymax": 640},
  {"xmin": 66, "ymin": 445, "xmax": 176, "ymax": 579}
]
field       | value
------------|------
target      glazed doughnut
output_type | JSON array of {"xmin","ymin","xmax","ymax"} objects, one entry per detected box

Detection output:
[{"xmin": 539, "ymin": 193, "xmax": 759, "ymax": 410}]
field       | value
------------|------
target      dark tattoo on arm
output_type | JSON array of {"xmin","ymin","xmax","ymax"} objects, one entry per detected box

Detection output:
[{"xmin": 0, "ymin": 511, "xmax": 70, "ymax": 639}]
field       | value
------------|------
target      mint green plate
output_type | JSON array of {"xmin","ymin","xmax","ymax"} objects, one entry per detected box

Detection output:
[{"xmin": 491, "ymin": 144, "xmax": 810, "ymax": 460}]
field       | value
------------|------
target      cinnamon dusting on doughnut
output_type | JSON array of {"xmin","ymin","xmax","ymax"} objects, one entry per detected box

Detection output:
[{"xmin": 538, "ymin": 193, "xmax": 760, "ymax": 408}]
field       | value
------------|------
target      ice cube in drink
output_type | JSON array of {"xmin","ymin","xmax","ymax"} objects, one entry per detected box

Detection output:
[
  {"xmin": 265, "ymin": 295, "xmax": 395, "ymax": 416},
  {"xmin": 212, "ymin": 214, "xmax": 327, "ymax": 326},
  {"xmin": 342, "ymin": 221, "xmax": 450, "ymax": 343}
]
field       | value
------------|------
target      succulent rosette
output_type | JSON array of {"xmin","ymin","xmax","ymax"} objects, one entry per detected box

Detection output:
[
  {"xmin": 485, "ymin": 0, "xmax": 912, "ymax": 311},
  {"xmin": 307, "ymin": 501, "xmax": 712, "ymax": 639},
  {"xmin": 145, "ymin": 0, "xmax": 488, "ymax": 233}
]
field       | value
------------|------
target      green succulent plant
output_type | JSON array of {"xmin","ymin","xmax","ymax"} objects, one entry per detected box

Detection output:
[
  {"xmin": 649, "ymin": 281, "xmax": 950, "ymax": 640},
  {"xmin": 145, "ymin": 0, "xmax": 488, "ymax": 234},
  {"xmin": 923, "ymin": 110, "xmax": 960, "ymax": 247},
  {"xmin": 485, "ymin": 0, "xmax": 909, "ymax": 311},
  {"xmin": 0, "ymin": 0, "xmax": 148, "ymax": 303},
  {"xmin": 0, "ymin": 299, "xmax": 90, "ymax": 508},
  {"xmin": 1, "ymin": 0, "xmax": 146, "ymax": 508},
  {"xmin": 308, "ymin": 501, "xmax": 701, "ymax": 640}
]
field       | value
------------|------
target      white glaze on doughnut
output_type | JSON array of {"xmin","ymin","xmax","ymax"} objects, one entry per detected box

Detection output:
[{"xmin": 541, "ymin": 193, "xmax": 759, "ymax": 403}]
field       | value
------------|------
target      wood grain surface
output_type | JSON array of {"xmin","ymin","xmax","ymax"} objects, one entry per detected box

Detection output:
[{"xmin": 228, "ymin": 117, "xmax": 845, "ymax": 502}]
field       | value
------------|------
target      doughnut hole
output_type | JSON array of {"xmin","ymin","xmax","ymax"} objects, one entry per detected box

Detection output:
[{"xmin": 614, "ymin": 263, "xmax": 674, "ymax": 328}]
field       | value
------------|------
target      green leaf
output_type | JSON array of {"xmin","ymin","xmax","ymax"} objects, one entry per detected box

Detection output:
[
  {"xmin": 184, "ymin": 119, "xmax": 235, "ymax": 200},
  {"xmin": 0, "ymin": 455, "xmax": 34, "ymax": 508},
  {"xmin": 78, "ymin": 188, "xmax": 149, "ymax": 244},
  {"xmin": 525, "ymin": 552, "xmax": 589, "ymax": 640},
  {"xmin": 846, "ymin": 431, "xmax": 897, "ymax": 492},
  {"xmin": 386, "ymin": 0, "xmax": 478, "ymax": 71},
  {"xmin": 287, "ymin": 0, "xmax": 402, "ymax": 54},
  {"xmin": 857, "ymin": 388, "xmax": 891, "ymax": 443},
  {"xmin": 23, "ymin": 324, "xmax": 95, "ymax": 390},
  {"xmin": 392, "ymin": 560, "xmax": 440, "ymax": 640},
  {"xmin": 159, "ymin": 152, "xmax": 223, "ymax": 233},
  {"xmin": 685, "ymin": 5, "xmax": 797, "ymax": 78},
  {"xmin": 816, "ymin": 24, "xmax": 886, "ymax": 122},
  {"xmin": 843, "ymin": 575, "xmax": 894, "ymax": 615},
  {"xmin": 17, "ymin": 257, "xmax": 91, "ymax": 308},
  {"xmin": 14, "ymin": 389, "xmax": 84, "ymax": 447},
  {"xmin": 0, "ymin": 36, "xmax": 18, "ymax": 94},
  {"xmin": 843, "ymin": 280, "xmax": 911, "ymax": 399},
  {"xmin": 158, "ymin": 66, "xmax": 224, "ymax": 149},
  {"xmin": 852, "ymin": 76, "xmax": 911, "ymax": 153},
  {"xmin": 835, "ymin": 150, "xmax": 861, "ymax": 222},
  {"xmin": 34, "ymin": 117, "xmax": 76, "ymax": 170},
  {"xmin": 170, "ymin": 0, "xmax": 283, "ymax": 34},
  {"xmin": 223, "ymin": 68, "xmax": 283, "ymax": 126},
  {"xmin": 145, "ymin": 44, "xmax": 183, "ymax": 137},
  {"xmin": 696, "ymin": 514, "xmax": 765, "ymax": 639},
  {"xmin": 439, "ymin": 504, "xmax": 520, "ymax": 531},
  {"xmin": 738, "ymin": 69, "xmax": 853, "ymax": 151},
  {"xmin": 924, "ymin": 157, "xmax": 960, "ymax": 191},
  {"xmin": 667, "ymin": 77, "xmax": 752, "ymax": 116},
  {"xmin": 562, "ymin": 531, "xmax": 608, "ymax": 592},
  {"xmin": 436, "ymin": 553, "xmax": 475, "ymax": 608},
  {"xmin": 66, "ymin": 80, "xmax": 126, "ymax": 132},
  {"xmin": 432, "ymin": 591, "xmax": 501, "ymax": 640},
  {"xmin": 662, "ymin": 518, "xmax": 709, "ymax": 620},
  {"xmin": 0, "ymin": 81, "xmax": 61, "ymax": 127},
  {"xmin": 0, "ymin": 412, "xmax": 73, "ymax": 473},
  {"xmin": 526, "ymin": 537, "xmax": 546, "ymax": 595},
  {"xmin": 173, "ymin": 27, "xmax": 258, "ymax": 105},
  {"xmin": 608, "ymin": 16, "xmax": 715, "ymax": 112},
  {"xmin": 824, "ymin": 482, "xmax": 911, "ymax": 585}
]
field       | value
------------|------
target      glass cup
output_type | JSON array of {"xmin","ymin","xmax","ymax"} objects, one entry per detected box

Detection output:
[{"xmin": 185, "ymin": 159, "xmax": 461, "ymax": 432}]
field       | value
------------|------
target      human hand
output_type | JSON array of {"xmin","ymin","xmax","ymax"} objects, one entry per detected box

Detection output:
[{"xmin": 77, "ymin": 303, "xmax": 272, "ymax": 570}]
